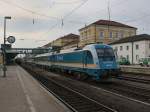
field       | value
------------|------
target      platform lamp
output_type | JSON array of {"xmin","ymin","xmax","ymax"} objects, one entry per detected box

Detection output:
[{"xmin": 3, "ymin": 16, "xmax": 11, "ymax": 77}]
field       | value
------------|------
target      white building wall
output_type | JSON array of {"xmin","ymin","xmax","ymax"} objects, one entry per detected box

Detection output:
[
  {"xmin": 111, "ymin": 40, "xmax": 150, "ymax": 64},
  {"xmin": 145, "ymin": 40, "xmax": 150, "ymax": 57},
  {"xmin": 133, "ymin": 41, "xmax": 146, "ymax": 64},
  {"xmin": 112, "ymin": 42, "xmax": 132, "ymax": 63}
]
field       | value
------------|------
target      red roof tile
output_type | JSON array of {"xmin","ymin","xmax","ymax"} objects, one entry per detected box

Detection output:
[{"xmin": 79, "ymin": 20, "xmax": 137, "ymax": 30}]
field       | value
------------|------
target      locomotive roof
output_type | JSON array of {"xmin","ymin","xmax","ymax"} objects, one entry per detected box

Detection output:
[
  {"xmin": 35, "ymin": 44, "xmax": 112, "ymax": 57},
  {"xmin": 84, "ymin": 44, "xmax": 112, "ymax": 48},
  {"xmin": 35, "ymin": 52, "xmax": 53, "ymax": 57}
]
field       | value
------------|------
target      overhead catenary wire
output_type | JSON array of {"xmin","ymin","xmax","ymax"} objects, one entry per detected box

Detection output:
[
  {"xmin": 65, "ymin": 0, "xmax": 128, "ymax": 28},
  {"xmin": 0, "ymin": 0, "xmax": 89, "ymax": 25},
  {"xmin": 3, "ymin": 0, "xmax": 150, "ymax": 44},
  {"xmin": 0, "ymin": 0, "xmax": 60, "ymax": 20},
  {"xmin": 1, "ymin": 0, "xmax": 149, "ymax": 27},
  {"xmin": 38, "ymin": 0, "xmax": 89, "ymax": 37},
  {"xmin": 63, "ymin": 0, "xmax": 89, "ymax": 19},
  {"xmin": 54, "ymin": 0, "xmax": 84, "ymax": 4},
  {"xmin": 0, "ymin": 0, "xmax": 89, "ymax": 41},
  {"xmin": 0, "ymin": 0, "xmax": 86, "ymax": 21}
]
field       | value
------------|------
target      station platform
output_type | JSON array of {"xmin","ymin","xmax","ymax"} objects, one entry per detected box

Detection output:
[{"xmin": 0, "ymin": 65, "xmax": 71, "ymax": 112}]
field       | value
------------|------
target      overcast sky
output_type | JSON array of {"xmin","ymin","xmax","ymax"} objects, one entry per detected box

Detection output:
[{"xmin": 0, "ymin": 0, "xmax": 150, "ymax": 48}]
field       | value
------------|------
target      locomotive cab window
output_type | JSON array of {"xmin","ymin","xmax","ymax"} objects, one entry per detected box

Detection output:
[
  {"xmin": 104, "ymin": 48, "xmax": 115, "ymax": 56},
  {"xmin": 96, "ymin": 48, "xmax": 114, "ymax": 57},
  {"xmin": 96, "ymin": 49, "xmax": 104, "ymax": 57}
]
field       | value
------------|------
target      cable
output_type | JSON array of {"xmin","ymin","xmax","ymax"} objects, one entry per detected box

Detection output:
[
  {"xmin": 54, "ymin": 0, "xmax": 83, "ymax": 4},
  {"xmin": 63, "ymin": 0, "xmax": 127, "ymax": 27},
  {"xmin": 0, "ymin": 0, "xmax": 89, "ymax": 26},
  {"xmin": 63, "ymin": 0, "xmax": 89, "ymax": 19},
  {"xmin": 0, "ymin": 0, "xmax": 60, "ymax": 20},
  {"xmin": 0, "ymin": 0, "xmax": 89, "ymax": 44},
  {"xmin": 39, "ymin": 0, "xmax": 89, "ymax": 38}
]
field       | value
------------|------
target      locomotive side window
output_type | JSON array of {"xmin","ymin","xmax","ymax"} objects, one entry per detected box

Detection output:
[
  {"xmin": 86, "ymin": 51, "xmax": 94, "ymax": 64},
  {"xmin": 87, "ymin": 51, "xmax": 92, "ymax": 59}
]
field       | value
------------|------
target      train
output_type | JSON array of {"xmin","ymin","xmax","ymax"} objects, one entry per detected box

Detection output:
[{"xmin": 23, "ymin": 44, "xmax": 120, "ymax": 81}]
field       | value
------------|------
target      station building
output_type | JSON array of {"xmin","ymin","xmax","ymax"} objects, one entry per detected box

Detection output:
[
  {"xmin": 79, "ymin": 20, "xmax": 137, "ymax": 47},
  {"xmin": 43, "ymin": 33, "xmax": 79, "ymax": 49},
  {"xmin": 110, "ymin": 34, "xmax": 150, "ymax": 64}
]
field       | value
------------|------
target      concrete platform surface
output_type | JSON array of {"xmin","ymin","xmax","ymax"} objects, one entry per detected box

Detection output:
[{"xmin": 0, "ymin": 65, "xmax": 71, "ymax": 112}]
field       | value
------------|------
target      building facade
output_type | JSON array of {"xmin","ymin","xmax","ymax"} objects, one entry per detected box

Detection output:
[
  {"xmin": 110, "ymin": 34, "xmax": 150, "ymax": 64},
  {"xmin": 79, "ymin": 20, "xmax": 137, "ymax": 47},
  {"xmin": 43, "ymin": 33, "xmax": 79, "ymax": 48}
]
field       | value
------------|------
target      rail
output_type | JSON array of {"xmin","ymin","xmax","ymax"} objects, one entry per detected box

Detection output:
[
  {"xmin": 32, "ymin": 74, "xmax": 117, "ymax": 112},
  {"xmin": 24, "ymin": 65, "xmax": 117, "ymax": 112}
]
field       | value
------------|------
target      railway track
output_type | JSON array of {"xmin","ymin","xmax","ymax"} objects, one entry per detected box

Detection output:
[
  {"xmin": 29, "ymin": 65, "xmax": 150, "ymax": 103},
  {"xmin": 22, "ymin": 65, "xmax": 150, "ymax": 112},
  {"xmin": 117, "ymin": 75, "xmax": 150, "ymax": 84},
  {"xmin": 27, "ymin": 70, "xmax": 117, "ymax": 112},
  {"xmin": 63, "ymin": 75, "xmax": 150, "ymax": 103},
  {"xmin": 93, "ymin": 81, "xmax": 150, "ymax": 103}
]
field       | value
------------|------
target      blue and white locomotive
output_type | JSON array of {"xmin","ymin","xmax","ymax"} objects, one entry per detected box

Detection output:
[{"xmin": 33, "ymin": 44, "xmax": 120, "ymax": 80}]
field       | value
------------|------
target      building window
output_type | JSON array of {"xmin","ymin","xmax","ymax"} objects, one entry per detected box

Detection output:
[
  {"xmin": 136, "ymin": 44, "xmax": 139, "ymax": 50},
  {"xmin": 118, "ymin": 32, "xmax": 123, "ymax": 38},
  {"xmin": 136, "ymin": 55, "xmax": 139, "ymax": 61},
  {"xmin": 120, "ymin": 55, "xmax": 123, "ymax": 59},
  {"xmin": 129, "ymin": 32, "xmax": 132, "ymax": 36},
  {"xmin": 127, "ymin": 55, "xmax": 129, "ymax": 60},
  {"xmin": 109, "ymin": 32, "xmax": 113, "ymax": 38},
  {"xmin": 126, "ymin": 46, "xmax": 129, "ymax": 50},
  {"xmin": 121, "ymin": 32, "xmax": 124, "ymax": 38},
  {"xmin": 120, "ymin": 46, "xmax": 123, "ymax": 51},
  {"xmin": 115, "ymin": 46, "xmax": 118, "ymax": 51},
  {"xmin": 116, "ymin": 32, "xmax": 118, "ymax": 38},
  {"xmin": 99, "ymin": 32, "xmax": 104, "ymax": 38},
  {"xmin": 88, "ymin": 29, "xmax": 91, "ymax": 36}
]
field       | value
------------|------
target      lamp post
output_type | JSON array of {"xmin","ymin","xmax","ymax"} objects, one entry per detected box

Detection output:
[{"xmin": 3, "ymin": 16, "xmax": 11, "ymax": 77}]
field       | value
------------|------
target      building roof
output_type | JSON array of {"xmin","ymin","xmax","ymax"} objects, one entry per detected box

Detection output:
[
  {"xmin": 109, "ymin": 34, "xmax": 150, "ymax": 45},
  {"xmin": 43, "ymin": 42, "xmax": 51, "ymax": 48},
  {"xmin": 43, "ymin": 33, "xmax": 79, "ymax": 48},
  {"xmin": 60, "ymin": 33, "xmax": 79, "ymax": 40},
  {"xmin": 63, "ymin": 40, "xmax": 79, "ymax": 47},
  {"xmin": 79, "ymin": 20, "xmax": 137, "ymax": 31}
]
